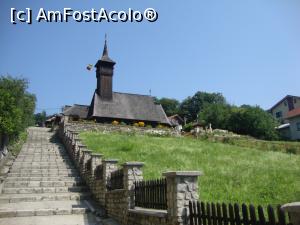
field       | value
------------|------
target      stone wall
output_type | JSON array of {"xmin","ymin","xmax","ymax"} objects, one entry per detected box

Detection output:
[
  {"xmin": 65, "ymin": 122, "xmax": 180, "ymax": 137},
  {"xmin": 58, "ymin": 122, "xmax": 201, "ymax": 225},
  {"xmin": 127, "ymin": 209, "xmax": 168, "ymax": 225},
  {"xmin": 106, "ymin": 189, "xmax": 127, "ymax": 223}
]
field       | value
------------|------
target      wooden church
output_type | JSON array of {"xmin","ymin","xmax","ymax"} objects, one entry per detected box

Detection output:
[{"xmin": 63, "ymin": 38, "xmax": 170, "ymax": 126}]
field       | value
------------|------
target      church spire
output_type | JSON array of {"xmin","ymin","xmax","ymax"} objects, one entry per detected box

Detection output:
[
  {"xmin": 95, "ymin": 34, "xmax": 116, "ymax": 100},
  {"xmin": 100, "ymin": 34, "xmax": 115, "ymax": 63},
  {"xmin": 102, "ymin": 34, "xmax": 108, "ymax": 57}
]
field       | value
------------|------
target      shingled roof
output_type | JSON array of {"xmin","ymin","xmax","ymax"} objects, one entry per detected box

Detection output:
[
  {"xmin": 63, "ymin": 104, "xmax": 89, "ymax": 119},
  {"xmin": 88, "ymin": 92, "xmax": 170, "ymax": 125}
]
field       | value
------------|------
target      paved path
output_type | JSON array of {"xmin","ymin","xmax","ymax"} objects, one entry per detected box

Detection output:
[{"xmin": 0, "ymin": 127, "xmax": 101, "ymax": 225}]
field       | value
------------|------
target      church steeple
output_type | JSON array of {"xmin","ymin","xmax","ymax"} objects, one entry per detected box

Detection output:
[
  {"xmin": 102, "ymin": 34, "xmax": 108, "ymax": 57},
  {"xmin": 95, "ymin": 35, "xmax": 116, "ymax": 100}
]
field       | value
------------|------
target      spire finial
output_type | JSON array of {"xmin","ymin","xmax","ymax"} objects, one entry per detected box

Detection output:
[{"xmin": 102, "ymin": 34, "xmax": 108, "ymax": 57}]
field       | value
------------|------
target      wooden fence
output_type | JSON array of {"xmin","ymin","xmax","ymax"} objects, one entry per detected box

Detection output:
[
  {"xmin": 109, "ymin": 169, "xmax": 124, "ymax": 190},
  {"xmin": 134, "ymin": 178, "xmax": 167, "ymax": 210},
  {"xmin": 189, "ymin": 201, "xmax": 292, "ymax": 225}
]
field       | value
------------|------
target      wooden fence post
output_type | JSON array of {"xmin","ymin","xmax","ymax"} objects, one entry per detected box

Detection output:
[{"xmin": 163, "ymin": 171, "xmax": 202, "ymax": 225}]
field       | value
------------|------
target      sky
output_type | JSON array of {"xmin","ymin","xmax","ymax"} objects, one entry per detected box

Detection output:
[{"xmin": 0, "ymin": 0, "xmax": 300, "ymax": 114}]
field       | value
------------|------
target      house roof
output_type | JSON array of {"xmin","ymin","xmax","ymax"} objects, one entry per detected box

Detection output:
[
  {"xmin": 88, "ymin": 91, "xmax": 170, "ymax": 125},
  {"xmin": 168, "ymin": 114, "xmax": 184, "ymax": 126},
  {"xmin": 268, "ymin": 95, "xmax": 300, "ymax": 111},
  {"xmin": 286, "ymin": 108, "xmax": 300, "ymax": 119},
  {"xmin": 63, "ymin": 104, "xmax": 89, "ymax": 119}
]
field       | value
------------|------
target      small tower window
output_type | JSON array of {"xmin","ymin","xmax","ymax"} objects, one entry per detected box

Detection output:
[
  {"xmin": 294, "ymin": 98, "xmax": 297, "ymax": 103},
  {"xmin": 284, "ymin": 101, "xmax": 287, "ymax": 106}
]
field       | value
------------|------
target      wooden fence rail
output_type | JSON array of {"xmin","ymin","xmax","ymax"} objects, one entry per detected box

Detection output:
[
  {"xmin": 134, "ymin": 178, "xmax": 167, "ymax": 210},
  {"xmin": 189, "ymin": 201, "xmax": 292, "ymax": 225}
]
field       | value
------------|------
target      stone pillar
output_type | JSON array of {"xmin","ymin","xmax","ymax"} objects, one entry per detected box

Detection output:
[
  {"xmin": 90, "ymin": 153, "xmax": 103, "ymax": 177},
  {"xmin": 103, "ymin": 159, "xmax": 119, "ymax": 189},
  {"xmin": 122, "ymin": 162, "xmax": 144, "ymax": 209},
  {"xmin": 281, "ymin": 202, "xmax": 300, "ymax": 225},
  {"xmin": 88, "ymin": 153, "xmax": 103, "ymax": 192},
  {"xmin": 71, "ymin": 131, "xmax": 79, "ymax": 143},
  {"xmin": 98, "ymin": 159, "xmax": 118, "ymax": 206},
  {"xmin": 65, "ymin": 130, "xmax": 72, "ymax": 150},
  {"xmin": 163, "ymin": 171, "xmax": 202, "ymax": 225},
  {"xmin": 69, "ymin": 131, "xmax": 79, "ymax": 156},
  {"xmin": 80, "ymin": 149, "xmax": 92, "ymax": 178},
  {"xmin": 74, "ymin": 141, "xmax": 85, "ymax": 167}
]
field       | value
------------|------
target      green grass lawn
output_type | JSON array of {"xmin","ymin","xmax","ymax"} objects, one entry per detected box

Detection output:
[{"xmin": 80, "ymin": 132, "xmax": 300, "ymax": 207}]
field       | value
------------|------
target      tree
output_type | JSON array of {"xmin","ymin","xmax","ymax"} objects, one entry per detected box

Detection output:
[
  {"xmin": 34, "ymin": 111, "xmax": 47, "ymax": 127},
  {"xmin": 179, "ymin": 91, "xmax": 226, "ymax": 122},
  {"xmin": 228, "ymin": 105, "xmax": 279, "ymax": 140},
  {"xmin": 199, "ymin": 103, "xmax": 232, "ymax": 130},
  {"xmin": 0, "ymin": 76, "xmax": 36, "ymax": 155},
  {"xmin": 156, "ymin": 98, "xmax": 180, "ymax": 116}
]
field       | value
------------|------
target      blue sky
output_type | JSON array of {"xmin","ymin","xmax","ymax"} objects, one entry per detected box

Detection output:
[{"xmin": 1, "ymin": 0, "xmax": 299, "ymax": 114}]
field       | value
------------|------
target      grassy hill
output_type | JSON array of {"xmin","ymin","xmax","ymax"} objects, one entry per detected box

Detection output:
[{"xmin": 80, "ymin": 132, "xmax": 300, "ymax": 207}]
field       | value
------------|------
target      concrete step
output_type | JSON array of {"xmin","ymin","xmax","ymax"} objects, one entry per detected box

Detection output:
[
  {"xmin": 0, "ymin": 200, "xmax": 90, "ymax": 218},
  {"xmin": 13, "ymin": 160, "xmax": 67, "ymax": 163},
  {"xmin": 10, "ymin": 168, "xmax": 77, "ymax": 173},
  {"xmin": 5, "ymin": 176, "xmax": 82, "ymax": 182},
  {"xmin": 11, "ymin": 165, "xmax": 75, "ymax": 170},
  {"xmin": 17, "ymin": 155, "xmax": 68, "ymax": 159},
  {"xmin": 4, "ymin": 180, "xmax": 85, "ymax": 188},
  {"xmin": 17, "ymin": 153, "xmax": 68, "ymax": 156},
  {"xmin": 7, "ymin": 172, "xmax": 79, "ymax": 177},
  {"xmin": 0, "ymin": 192, "xmax": 92, "ymax": 203},
  {"xmin": 12, "ymin": 162, "xmax": 74, "ymax": 167},
  {"xmin": 15, "ymin": 157, "xmax": 69, "ymax": 160},
  {"xmin": 0, "ymin": 214, "xmax": 99, "ymax": 225},
  {"xmin": 2, "ymin": 186, "xmax": 89, "ymax": 194}
]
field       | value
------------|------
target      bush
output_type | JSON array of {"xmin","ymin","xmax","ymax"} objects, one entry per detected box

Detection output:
[
  {"xmin": 112, "ymin": 120, "xmax": 119, "ymax": 126},
  {"xmin": 228, "ymin": 106, "xmax": 279, "ymax": 140},
  {"xmin": 156, "ymin": 124, "xmax": 164, "ymax": 129},
  {"xmin": 133, "ymin": 122, "xmax": 139, "ymax": 127},
  {"xmin": 222, "ymin": 137, "xmax": 234, "ymax": 145},
  {"xmin": 183, "ymin": 123, "xmax": 193, "ymax": 132},
  {"xmin": 120, "ymin": 121, "xmax": 127, "ymax": 126},
  {"xmin": 286, "ymin": 147, "xmax": 297, "ymax": 154},
  {"xmin": 138, "ymin": 122, "xmax": 145, "ymax": 127}
]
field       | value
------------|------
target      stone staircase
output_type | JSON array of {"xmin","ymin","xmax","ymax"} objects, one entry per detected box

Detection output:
[{"xmin": 0, "ymin": 127, "xmax": 101, "ymax": 225}]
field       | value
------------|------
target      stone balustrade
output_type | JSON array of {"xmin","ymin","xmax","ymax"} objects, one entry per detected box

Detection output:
[{"xmin": 58, "ymin": 123, "xmax": 202, "ymax": 225}]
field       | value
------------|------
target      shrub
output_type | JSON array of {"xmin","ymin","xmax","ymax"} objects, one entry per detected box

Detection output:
[
  {"xmin": 183, "ymin": 123, "xmax": 193, "ymax": 132},
  {"xmin": 222, "ymin": 137, "xmax": 235, "ymax": 145},
  {"xmin": 286, "ymin": 147, "xmax": 297, "ymax": 155},
  {"xmin": 138, "ymin": 121, "xmax": 145, "ymax": 127},
  {"xmin": 120, "ymin": 121, "xmax": 127, "ymax": 126},
  {"xmin": 133, "ymin": 122, "xmax": 139, "ymax": 127},
  {"xmin": 157, "ymin": 124, "xmax": 164, "ymax": 129},
  {"xmin": 112, "ymin": 120, "xmax": 119, "ymax": 125}
]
